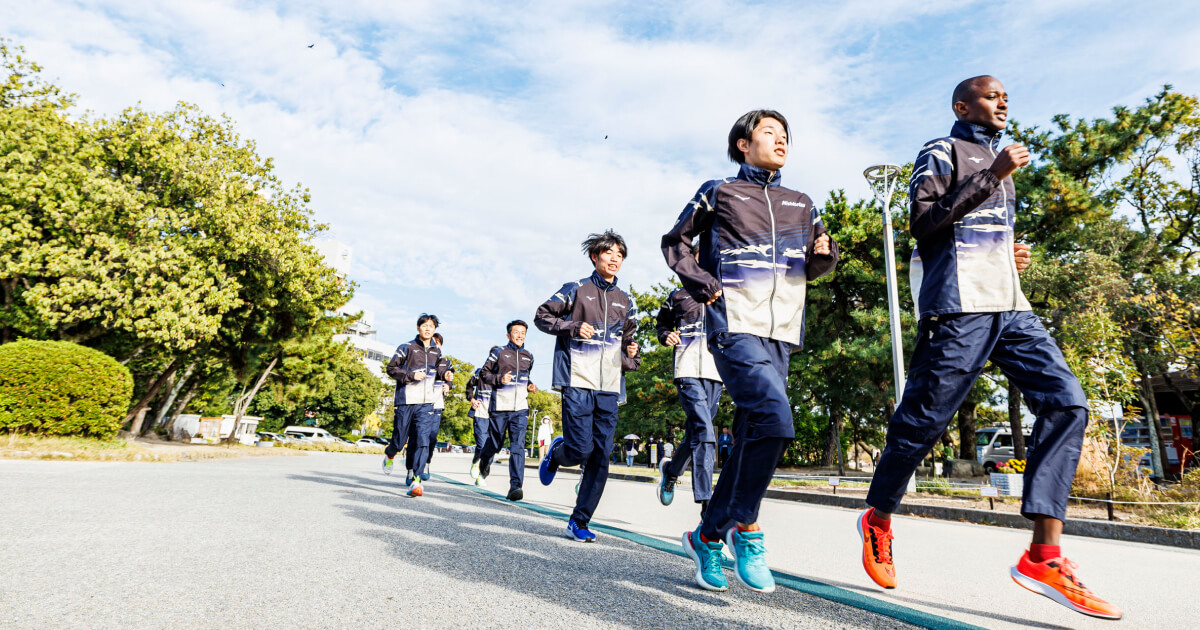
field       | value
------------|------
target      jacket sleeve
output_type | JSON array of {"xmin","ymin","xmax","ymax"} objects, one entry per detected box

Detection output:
[
  {"xmin": 385, "ymin": 344, "xmax": 412, "ymax": 384},
  {"xmin": 534, "ymin": 282, "xmax": 583, "ymax": 337},
  {"xmin": 908, "ymin": 139, "xmax": 1002, "ymax": 240},
  {"xmin": 464, "ymin": 374, "xmax": 478, "ymax": 401},
  {"xmin": 655, "ymin": 294, "xmax": 676, "ymax": 345},
  {"xmin": 435, "ymin": 356, "xmax": 453, "ymax": 386},
  {"xmin": 662, "ymin": 182, "xmax": 722, "ymax": 303},
  {"xmin": 621, "ymin": 299, "xmax": 641, "ymax": 372},
  {"xmin": 479, "ymin": 347, "xmax": 504, "ymax": 388},
  {"xmin": 806, "ymin": 201, "xmax": 839, "ymax": 280}
]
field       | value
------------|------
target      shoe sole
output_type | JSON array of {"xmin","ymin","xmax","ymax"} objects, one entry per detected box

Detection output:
[
  {"xmin": 682, "ymin": 531, "xmax": 729, "ymax": 592},
  {"xmin": 470, "ymin": 464, "xmax": 480, "ymax": 480},
  {"xmin": 540, "ymin": 439, "xmax": 562, "ymax": 486},
  {"xmin": 857, "ymin": 510, "xmax": 896, "ymax": 589},
  {"xmin": 724, "ymin": 529, "xmax": 775, "ymax": 594},
  {"xmin": 408, "ymin": 486, "xmax": 423, "ymax": 497},
  {"xmin": 1010, "ymin": 566, "xmax": 1122, "ymax": 620},
  {"xmin": 565, "ymin": 529, "xmax": 596, "ymax": 543}
]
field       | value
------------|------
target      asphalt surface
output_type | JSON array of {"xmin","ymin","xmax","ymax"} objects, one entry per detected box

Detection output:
[{"xmin": 0, "ymin": 453, "xmax": 921, "ymax": 630}]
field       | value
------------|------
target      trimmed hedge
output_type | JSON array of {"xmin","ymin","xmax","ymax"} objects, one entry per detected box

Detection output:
[{"xmin": 0, "ymin": 340, "xmax": 133, "ymax": 438}]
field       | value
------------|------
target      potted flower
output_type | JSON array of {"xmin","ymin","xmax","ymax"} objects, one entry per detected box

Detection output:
[{"xmin": 990, "ymin": 459, "xmax": 1025, "ymax": 496}]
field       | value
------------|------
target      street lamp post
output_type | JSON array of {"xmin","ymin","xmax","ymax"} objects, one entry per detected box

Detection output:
[{"xmin": 863, "ymin": 164, "xmax": 907, "ymax": 398}]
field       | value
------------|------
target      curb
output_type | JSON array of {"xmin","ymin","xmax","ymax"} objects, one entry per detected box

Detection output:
[{"xmin": 528, "ymin": 463, "xmax": 1200, "ymax": 550}]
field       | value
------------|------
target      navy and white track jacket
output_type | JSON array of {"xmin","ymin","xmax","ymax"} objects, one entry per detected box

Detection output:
[
  {"xmin": 465, "ymin": 368, "xmax": 492, "ymax": 420},
  {"xmin": 534, "ymin": 271, "xmax": 641, "ymax": 394},
  {"xmin": 655, "ymin": 288, "xmax": 721, "ymax": 382},
  {"xmin": 480, "ymin": 341, "xmax": 534, "ymax": 412},
  {"xmin": 662, "ymin": 163, "xmax": 839, "ymax": 347},
  {"xmin": 386, "ymin": 337, "xmax": 452, "ymax": 405},
  {"xmin": 908, "ymin": 121, "xmax": 1032, "ymax": 318}
]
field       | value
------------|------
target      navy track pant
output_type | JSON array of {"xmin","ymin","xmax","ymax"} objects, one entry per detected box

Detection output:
[
  {"xmin": 401, "ymin": 405, "xmax": 440, "ymax": 477},
  {"xmin": 478, "ymin": 409, "xmax": 529, "ymax": 490},
  {"xmin": 551, "ymin": 386, "xmax": 619, "ymax": 525},
  {"xmin": 700, "ymin": 333, "xmax": 793, "ymax": 539},
  {"xmin": 385, "ymin": 403, "xmax": 433, "ymax": 461},
  {"xmin": 866, "ymin": 311, "xmax": 1088, "ymax": 521},
  {"xmin": 470, "ymin": 411, "xmax": 490, "ymax": 463},
  {"xmin": 665, "ymin": 377, "xmax": 721, "ymax": 502}
]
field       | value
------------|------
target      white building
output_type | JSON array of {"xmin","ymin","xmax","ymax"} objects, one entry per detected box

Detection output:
[{"xmin": 315, "ymin": 240, "xmax": 397, "ymax": 383}]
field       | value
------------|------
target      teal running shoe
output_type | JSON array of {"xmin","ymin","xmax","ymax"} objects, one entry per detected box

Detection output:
[
  {"xmin": 657, "ymin": 458, "xmax": 675, "ymax": 506},
  {"xmin": 682, "ymin": 527, "xmax": 728, "ymax": 592},
  {"xmin": 725, "ymin": 527, "xmax": 775, "ymax": 593}
]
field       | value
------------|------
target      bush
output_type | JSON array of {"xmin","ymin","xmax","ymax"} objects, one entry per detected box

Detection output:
[{"xmin": 0, "ymin": 340, "xmax": 133, "ymax": 438}]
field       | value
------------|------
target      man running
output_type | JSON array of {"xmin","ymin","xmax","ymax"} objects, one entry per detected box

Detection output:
[
  {"xmin": 466, "ymin": 367, "xmax": 493, "ymax": 487},
  {"xmin": 655, "ymin": 285, "xmax": 723, "ymax": 521},
  {"xmin": 383, "ymin": 314, "xmax": 454, "ymax": 498},
  {"xmin": 858, "ymin": 76, "xmax": 1120, "ymax": 620},
  {"xmin": 412, "ymin": 332, "xmax": 450, "ymax": 482},
  {"xmin": 662, "ymin": 109, "xmax": 838, "ymax": 593},
  {"xmin": 477, "ymin": 320, "xmax": 538, "ymax": 501},
  {"xmin": 536, "ymin": 230, "xmax": 641, "ymax": 543}
]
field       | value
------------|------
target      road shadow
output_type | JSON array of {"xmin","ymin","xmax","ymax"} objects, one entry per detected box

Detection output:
[{"xmin": 291, "ymin": 470, "xmax": 920, "ymax": 630}]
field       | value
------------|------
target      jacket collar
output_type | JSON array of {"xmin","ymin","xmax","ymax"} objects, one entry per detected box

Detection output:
[
  {"xmin": 505, "ymin": 340, "xmax": 525, "ymax": 353},
  {"xmin": 589, "ymin": 270, "xmax": 619, "ymax": 291},
  {"xmin": 736, "ymin": 162, "xmax": 782, "ymax": 187},
  {"xmin": 950, "ymin": 120, "xmax": 1002, "ymax": 150},
  {"xmin": 411, "ymin": 335, "xmax": 435, "ymax": 350}
]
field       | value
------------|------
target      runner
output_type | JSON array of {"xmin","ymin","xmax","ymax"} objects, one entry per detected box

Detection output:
[
  {"xmin": 477, "ymin": 320, "xmax": 538, "ymax": 502},
  {"xmin": 661, "ymin": 109, "xmax": 838, "ymax": 592},
  {"xmin": 465, "ymin": 367, "xmax": 493, "ymax": 487},
  {"xmin": 414, "ymin": 332, "xmax": 450, "ymax": 482},
  {"xmin": 536, "ymin": 230, "xmax": 641, "ymax": 542},
  {"xmin": 383, "ymin": 314, "xmax": 454, "ymax": 498},
  {"xmin": 655, "ymin": 285, "xmax": 723, "ymax": 521},
  {"xmin": 859, "ymin": 75, "xmax": 1121, "ymax": 620}
]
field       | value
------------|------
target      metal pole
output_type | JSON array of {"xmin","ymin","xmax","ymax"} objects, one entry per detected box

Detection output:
[{"xmin": 880, "ymin": 189, "xmax": 906, "ymax": 397}]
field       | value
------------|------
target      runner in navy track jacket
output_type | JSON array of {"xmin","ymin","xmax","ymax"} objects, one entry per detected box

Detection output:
[
  {"xmin": 477, "ymin": 320, "xmax": 538, "ymax": 502},
  {"xmin": 662, "ymin": 109, "xmax": 838, "ymax": 594},
  {"xmin": 383, "ymin": 314, "xmax": 454, "ymax": 498},
  {"xmin": 535, "ymin": 230, "xmax": 641, "ymax": 543},
  {"xmin": 857, "ymin": 76, "xmax": 1120, "ymax": 620}
]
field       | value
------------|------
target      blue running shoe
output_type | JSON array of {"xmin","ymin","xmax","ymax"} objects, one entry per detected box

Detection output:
[
  {"xmin": 657, "ymin": 457, "xmax": 675, "ymax": 506},
  {"xmin": 420, "ymin": 464, "xmax": 430, "ymax": 482},
  {"xmin": 539, "ymin": 437, "xmax": 563, "ymax": 486},
  {"xmin": 566, "ymin": 518, "xmax": 596, "ymax": 543},
  {"xmin": 405, "ymin": 469, "xmax": 415, "ymax": 487},
  {"xmin": 682, "ymin": 527, "xmax": 729, "ymax": 592},
  {"xmin": 725, "ymin": 527, "xmax": 775, "ymax": 593}
]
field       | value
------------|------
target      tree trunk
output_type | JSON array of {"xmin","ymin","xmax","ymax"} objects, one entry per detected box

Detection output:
[
  {"xmin": 152, "ymin": 364, "xmax": 195, "ymax": 430},
  {"xmin": 956, "ymin": 400, "xmax": 978, "ymax": 461},
  {"xmin": 164, "ymin": 380, "xmax": 201, "ymax": 440},
  {"xmin": 225, "ymin": 357, "xmax": 277, "ymax": 444},
  {"xmin": 2, "ymin": 277, "xmax": 14, "ymax": 344},
  {"xmin": 125, "ymin": 357, "xmax": 182, "ymax": 432},
  {"xmin": 1008, "ymin": 381, "xmax": 1027, "ymax": 460},
  {"xmin": 822, "ymin": 406, "xmax": 843, "ymax": 468},
  {"xmin": 1139, "ymin": 372, "xmax": 1168, "ymax": 478}
]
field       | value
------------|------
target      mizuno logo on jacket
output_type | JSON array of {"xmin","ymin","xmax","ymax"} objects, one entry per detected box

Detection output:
[
  {"xmin": 481, "ymin": 341, "xmax": 534, "ymax": 412},
  {"xmin": 386, "ymin": 337, "xmax": 452, "ymax": 405},
  {"xmin": 534, "ymin": 271, "xmax": 641, "ymax": 395}
]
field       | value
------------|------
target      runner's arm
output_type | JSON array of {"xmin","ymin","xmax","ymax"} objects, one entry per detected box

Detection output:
[
  {"xmin": 385, "ymin": 345, "xmax": 413, "ymax": 383},
  {"xmin": 806, "ymin": 202, "xmax": 839, "ymax": 280},
  {"xmin": 662, "ymin": 183, "xmax": 721, "ymax": 304},
  {"xmin": 655, "ymin": 295, "xmax": 676, "ymax": 345},
  {"xmin": 909, "ymin": 142, "xmax": 1001, "ymax": 240},
  {"xmin": 534, "ymin": 283, "xmax": 584, "ymax": 337}
]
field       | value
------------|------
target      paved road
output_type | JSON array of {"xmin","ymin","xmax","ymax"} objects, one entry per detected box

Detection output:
[{"xmin": 0, "ymin": 453, "xmax": 918, "ymax": 630}]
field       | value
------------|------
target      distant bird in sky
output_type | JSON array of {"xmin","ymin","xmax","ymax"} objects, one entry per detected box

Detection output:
[
  {"xmin": 307, "ymin": 43, "xmax": 315, "ymax": 48},
  {"xmin": 604, "ymin": 135, "xmax": 608, "ymax": 139}
]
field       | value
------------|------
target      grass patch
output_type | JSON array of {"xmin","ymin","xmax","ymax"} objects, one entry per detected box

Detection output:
[
  {"xmin": 274, "ymin": 440, "xmax": 383, "ymax": 454},
  {"xmin": 0, "ymin": 432, "xmax": 302, "ymax": 462}
]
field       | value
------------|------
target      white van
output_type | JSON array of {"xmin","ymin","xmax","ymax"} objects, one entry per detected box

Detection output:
[
  {"xmin": 283, "ymin": 426, "xmax": 336, "ymax": 443},
  {"xmin": 976, "ymin": 427, "xmax": 1032, "ymax": 473}
]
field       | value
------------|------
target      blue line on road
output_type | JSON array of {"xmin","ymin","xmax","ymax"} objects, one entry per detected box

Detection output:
[{"xmin": 433, "ymin": 473, "xmax": 985, "ymax": 630}]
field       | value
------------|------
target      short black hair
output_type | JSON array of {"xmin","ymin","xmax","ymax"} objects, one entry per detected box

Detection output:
[
  {"xmin": 416, "ymin": 313, "xmax": 440, "ymax": 328},
  {"xmin": 727, "ymin": 109, "xmax": 790, "ymax": 163},
  {"xmin": 432, "ymin": 332, "xmax": 443, "ymax": 345},
  {"xmin": 582, "ymin": 229, "xmax": 627, "ymax": 262},
  {"xmin": 506, "ymin": 320, "xmax": 528, "ymax": 334},
  {"xmin": 952, "ymin": 75, "xmax": 995, "ymax": 111}
]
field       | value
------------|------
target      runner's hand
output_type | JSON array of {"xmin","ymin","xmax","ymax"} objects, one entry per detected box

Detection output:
[
  {"xmin": 706, "ymin": 289, "xmax": 722, "ymax": 306},
  {"xmin": 471, "ymin": 399, "xmax": 481, "ymax": 410},
  {"xmin": 441, "ymin": 383, "xmax": 450, "ymax": 394},
  {"xmin": 501, "ymin": 371, "xmax": 514, "ymax": 385},
  {"xmin": 1014, "ymin": 243, "xmax": 1032, "ymax": 272},
  {"xmin": 412, "ymin": 370, "xmax": 425, "ymax": 381},
  {"xmin": 989, "ymin": 143, "xmax": 1030, "ymax": 180},
  {"xmin": 814, "ymin": 234, "xmax": 831, "ymax": 256},
  {"xmin": 527, "ymin": 383, "xmax": 538, "ymax": 394},
  {"xmin": 579, "ymin": 322, "xmax": 596, "ymax": 338},
  {"xmin": 664, "ymin": 331, "xmax": 681, "ymax": 346},
  {"xmin": 626, "ymin": 341, "xmax": 639, "ymax": 358}
]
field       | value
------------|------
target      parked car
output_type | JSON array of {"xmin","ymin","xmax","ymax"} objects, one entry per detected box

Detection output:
[
  {"xmin": 355, "ymin": 438, "xmax": 382, "ymax": 448},
  {"xmin": 450, "ymin": 445, "xmax": 463, "ymax": 454},
  {"xmin": 282, "ymin": 426, "xmax": 336, "ymax": 443},
  {"xmin": 435, "ymin": 441, "xmax": 450, "ymax": 452},
  {"xmin": 976, "ymin": 427, "xmax": 1033, "ymax": 473}
]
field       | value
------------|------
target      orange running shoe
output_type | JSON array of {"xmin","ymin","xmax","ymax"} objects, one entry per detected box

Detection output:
[
  {"xmin": 1011, "ymin": 551, "xmax": 1122, "ymax": 620},
  {"xmin": 857, "ymin": 508, "xmax": 896, "ymax": 589}
]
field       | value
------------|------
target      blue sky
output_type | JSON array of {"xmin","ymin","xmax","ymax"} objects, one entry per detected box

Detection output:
[{"xmin": 3, "ymin": 0, "xmax": 1199, "ymax": 387}]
